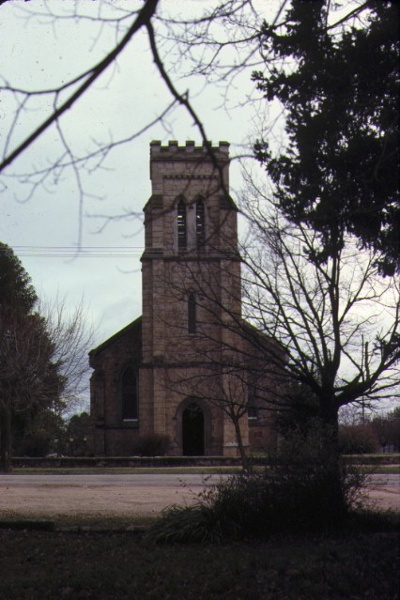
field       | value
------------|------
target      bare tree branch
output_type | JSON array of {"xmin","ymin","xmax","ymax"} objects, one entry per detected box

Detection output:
[
  {"xmin": 0, "ymin": 0, "xmax": 159, "ymax": 174},
  {"xmin": 240, "ymin": 172, "xmax": 400, "ymax": 423}
]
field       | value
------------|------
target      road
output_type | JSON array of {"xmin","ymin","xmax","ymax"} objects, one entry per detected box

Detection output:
[
  {"xmin": 0, "ymin": 473, "xmax": 225, "ymax": 519},
  {"xmin": 363, "ymin": 472, "xmax": 399, "ymax": 511},
  {"xmin": 0, "ymin": 472, "xmax": 398, "ymax": 519}
]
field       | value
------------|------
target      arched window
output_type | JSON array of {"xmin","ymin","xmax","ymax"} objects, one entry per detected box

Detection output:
[
  {"xmin": 196, "ymin": 198, "xmax": 205, "ymax": 250},
  {"xmin": 121, "ymin": 367, "xmax": 138, "ymax": 420},
  {"xmin": 188, "ymin": 292, "xmax": 196, "ymax": 334},
  {"xmin": 177, "ymin": 198, "xmax": 187, "ymax": 249}
]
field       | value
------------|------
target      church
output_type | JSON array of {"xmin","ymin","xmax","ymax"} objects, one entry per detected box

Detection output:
[{"xmin": 89, "ymin": 141, "xmax": 280, "ymax": 457}]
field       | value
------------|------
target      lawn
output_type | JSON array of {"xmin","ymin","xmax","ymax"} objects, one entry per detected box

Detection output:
[
  {"xmin": 0, "ymin": 517, "xmax": 398, "ymax": 600},
  {"xmin": 1, "ymin": 461, "xmax": 398, "ymax": 598}
]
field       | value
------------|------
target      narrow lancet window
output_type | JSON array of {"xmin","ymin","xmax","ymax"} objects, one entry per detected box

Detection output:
[
  {"xmin": 196, "ymin": 198, "xmax": 205, "ymax": 250},
  {"xmin": 121, "ymin": 367, "xmax": 138, "ymax": 420},
  {"xmin": 177, "ymin": 199, "xmax": 187, "ymax": 249},
  {"xmin": 188, "ymin": 293, "xmax": 196, "ymax": 334}
]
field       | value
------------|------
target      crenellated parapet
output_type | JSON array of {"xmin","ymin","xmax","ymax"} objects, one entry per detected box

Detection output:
[
  {"xmin": 149, "ymin": 140, "xmax": 230, "ymax": 191},
  {"xmin": 150, "ymin": 139, "xmax": 230, "ymax": 159},
  {"xmin": 142, "ymin": 140, "xmax": 237, "ymax": 259}
]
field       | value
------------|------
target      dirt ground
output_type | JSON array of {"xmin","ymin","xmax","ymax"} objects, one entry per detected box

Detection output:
[
  {"xmin": 0, "ymin": 474, "xmax": 212, "ymax": 520},
  {"xmin": 0, "ymin": 473, "xmax": 398, "ymax": 520},
  {"xmin": 363, "ymin": 484, "xmax": 399, "ymax": 512}
]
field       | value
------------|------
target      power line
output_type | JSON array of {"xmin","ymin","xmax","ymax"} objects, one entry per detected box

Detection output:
[{"xmin": 1, "ymin": 245, "xmax": 144, "ymax": 258}]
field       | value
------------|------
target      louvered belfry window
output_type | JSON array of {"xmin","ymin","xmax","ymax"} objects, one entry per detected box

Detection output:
[
  {"xmin": 177, "ymin": 198, "xmax": 187, "ymax": 249},
  {"xmin": 196, "ymin": 198, "xmax": 205, "ymax": 249}
]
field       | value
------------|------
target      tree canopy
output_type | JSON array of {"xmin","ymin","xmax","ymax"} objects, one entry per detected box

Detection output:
[
  {"xmin": 0, "ymin": 242, "xmax": 92, "ymax": 470},
  {"xmin": 253, "ymin": 0, "xmax": 399, "ymax": 275},
  {"xmin": 0, "ymin": 242, "xmax": 37, "ymax": 314}
]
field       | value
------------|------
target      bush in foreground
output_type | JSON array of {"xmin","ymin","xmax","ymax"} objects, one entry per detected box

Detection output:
[
  {"xmin": 148, "ymin": 468, "xmax": 364, "ymax": 544},
  {"xmin": 148, "ymin": 426, "xmax": 371, "ymax": 544}
]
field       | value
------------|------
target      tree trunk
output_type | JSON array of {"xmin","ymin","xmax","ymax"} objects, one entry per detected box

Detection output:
[
  {"xmin": 233, "ymin": 417, "xmax": 252, "ymax": 473},
  {"xmin": 0, "ymin": 407, "xmax": 13, "ymax": 472},
  {"xmin": 319, "ymin": 407, "xmax": 347, "ymax": 519}
]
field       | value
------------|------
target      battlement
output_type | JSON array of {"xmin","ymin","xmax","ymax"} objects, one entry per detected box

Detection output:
[
  {"xmin": 149, "ymin": 140, "xmax": 230, "ymax": 184},
  {"xmin": 150, "ymin": 140, "xmax": 230, "ymax": 160}
]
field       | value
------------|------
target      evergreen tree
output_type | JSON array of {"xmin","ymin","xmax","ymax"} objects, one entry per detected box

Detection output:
[
  {"xmin": 253, "ymin": 0, "xmax": 399, "ymax": 275},
  {"xmin": 0, "ymin": 242, "xmax": 64, "ymax": 470},
  {"xmin": 0, "ymin": 242, "xmax": 37, "ymax": 313}
]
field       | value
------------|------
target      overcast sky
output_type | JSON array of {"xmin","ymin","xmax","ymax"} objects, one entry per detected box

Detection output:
[
  {"xmin": 1, "ymin": 2, "xmax": 398, "ymax": 417},
  {"xmin": 0, "ymin": 1, "xmax": 272, "ymax": 356}
]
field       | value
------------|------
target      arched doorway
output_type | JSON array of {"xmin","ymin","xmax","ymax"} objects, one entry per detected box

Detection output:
[{"xmin": 182, "ymin": 402, "xmax": 205, "ymax": 456}]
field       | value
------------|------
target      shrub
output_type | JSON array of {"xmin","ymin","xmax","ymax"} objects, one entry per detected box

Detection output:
[
  {"xmin": 133, "ymin": 434, "xmax": 170, "ymax": 457},
  {"xmin": 147, "ymin": 503, "xmax": 225, "ymax": 544},
  {"xmin": 16, "ymin": 429, "xmax": 52, "ymax": 457},
  {"xmin": 148, "ymin": 423, "xmax": 370, "ymax": 543},
  {"xmin": 339, "ymin": 424, "xmax": 379, "ymax": 454}
]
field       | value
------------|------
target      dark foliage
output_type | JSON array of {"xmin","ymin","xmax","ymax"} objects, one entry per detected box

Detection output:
[
  {"xmin": 0, "ymin": 243, "xmax": 65, "ymax": 470},
  {"xmin": 274, "ymin": 381, "xmax": 321, "ymax": 435},
  {"xmin": 65, "ymin": 412, "xmax": 91, "ymax": 456},
  {"xmin": 339, "ymin": 424, "xmax": 379, "ymax": 454},
  {"xmin": 148, "ymin": 426, "xmax": 368, "ymax": 544},
  {"xmin": 133, "ymin": 433, "xmax": 170, "ymax": 457},
  {"xmin": 369, "ymin": 406, "xmax": 400, "ymax": 452},
  {"xmin": 0, "ymin": 242, "xmax": 37, "ymax": 313},
  {"xmin": 254, "ymin": 0, "xmax": 399, "ymax": 275},
  {"xmin": 0, "ymin": 525, "xmax": 398, "ymax": 599},
  {"xmin": 13, "ymin": 409, "xmax": 65, "ymax": 457}
]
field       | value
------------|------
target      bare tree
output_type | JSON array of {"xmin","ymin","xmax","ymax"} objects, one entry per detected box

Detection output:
[
  {"xmin": 0, "ymin": 300, "xmax": 94, "ymax": 471},
  {"xmin": 40, "ymin": 297, "xmax": 96, "ymax": 413},
  {"xmin": 240, "ymin": 174, "xmax": 400, "ymax": 440},
  {"xmin": 161, "ymin": 168, "xmax": 399, "ymax": 468},
  {"xmin": 162, "ymin": 172, "xmax": 399, "ymax": 487}
]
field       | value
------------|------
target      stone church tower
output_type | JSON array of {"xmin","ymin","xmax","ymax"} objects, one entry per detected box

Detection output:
[{"xmin": 89, "ymin": 141, "xmax": 277, "ymax": 456}]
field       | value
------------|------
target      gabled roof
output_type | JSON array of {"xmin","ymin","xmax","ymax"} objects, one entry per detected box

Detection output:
[
  {"xmin": 240, "ymin": 318, "xmax": 288, "ymax": 362},
  {"xmin": 89, "ymin": 316, "xmax": 142, "ymax": 359}
]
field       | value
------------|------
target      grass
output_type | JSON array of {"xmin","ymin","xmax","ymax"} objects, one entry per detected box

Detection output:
[
  {"xmin": 360, "ymin": 464, "xmax": 399, "ymax": 474},
  {"xmin": 0, "ymin": 512, "xmax": 398, "ymax": 600},
  {"xmin": 1, "ymin": 461, "xmax": 397, "ymax": 598},
  {"xmin": 11, "ymin": 464, "xmax": 398, "ymax": 475},
  {"xmin": 0, "ymin": 461, "xmax": 398, "ymax": 599},
  {"xmin": 12, "ymin": 466, "xmax": 242, "ymax": 475},
  {"xmin": 0, "ymin": 514, "xmax": 154, "ymax": 531}
]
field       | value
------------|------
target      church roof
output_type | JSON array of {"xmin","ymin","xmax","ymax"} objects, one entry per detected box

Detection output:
[{"xmin": 89, "ymin": 316, "xmax": 142, "ymax": 360}]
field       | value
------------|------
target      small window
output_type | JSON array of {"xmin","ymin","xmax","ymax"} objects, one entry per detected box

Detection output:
[
  {"xmin": 177, "ymin": 199, "xmax": 187, "ymax": 249},
  {"xmin": 248, "ymin": 382, "xmax": 258, "ymax": 420},
  {"xmin": 196, "ymin": 199, "xmax": 205, "ymax": 249},
  {"xmin": 248, "ymin": 404, "xmax": 258, "ymax": 420},
  {"xmin": 188, "ymin": 293, "xmax": 196, "ymax": 334},
  {"xmin": 121, "ymin": 367, "xmax": 138, "ymax": 420}
]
